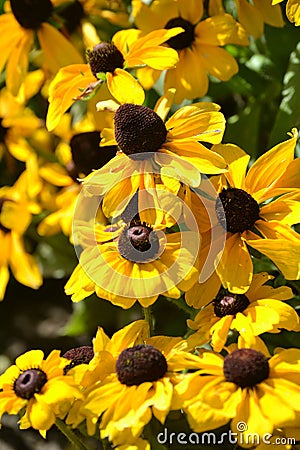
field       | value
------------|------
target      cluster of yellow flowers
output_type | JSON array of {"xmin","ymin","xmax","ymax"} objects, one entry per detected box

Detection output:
[{"xmin": 0, "ymin": 0, "xmax": 300, "ymax": 449}]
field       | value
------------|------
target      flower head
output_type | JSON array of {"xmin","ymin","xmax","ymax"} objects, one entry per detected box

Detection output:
[
  {"xmin": 174, "ymin": 345, "xmax": 300, "ymax": 445},
  {"xmin": 0, "ymin": 349, "xmax": 81, "ymax": 432},
  {"xmin": 187, "ymin": 272, "xmax": 300, "ymax": 352}
]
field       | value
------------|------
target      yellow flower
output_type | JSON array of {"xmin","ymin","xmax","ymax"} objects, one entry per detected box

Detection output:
[
  {"xmin": 173, "ymin": 345, "xmax": 300, "ymax": 446},
  {"xmin": 65, "ymin": 217, "xmax": 199, "ymax": 308},
  {"xmin": 66, "ymin": 320, "xmax": 200, "ymax": 447},
  {"xmin": 132, "ymin": 0, "xmax": 249, "ymax": 103},
  {"xmin": 187, "ymin": 272, "xmax": 300, "ymax": 352},
  {"xmin": 273, "ymin": 0, "xmax": 300, "ymax": 26},
  {"xmin": 0, "ymin": 349, "xmax": 81, "ymax": 433},
  {"xmin": 0, "ymin": 179, "xmax": 42, "ymax": 300},
  {"xmin": 210, "ymin": 0, "xmax": 284, "ymax": 39},
  {"xmin": 197, "ymin": 129, "xmax": 300, "ymax": 294},
  {"xmin": 0, "ymin": 0, "xmax": 82, "ymax": 96},
  {"xmin": 46, "ymin": 27, "xmax": 183, "ymax": 131},
  {"xmin": 85, "ymin": 89, "xmax": 226, "ymax": 221}
]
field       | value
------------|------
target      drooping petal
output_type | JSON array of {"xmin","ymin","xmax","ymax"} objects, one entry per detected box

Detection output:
[
  {"xmin": 46, "ymin": 64, "xmax": 95, "ymax": 131},
  {"xmin": 246, "ymin": 237, "xmax": 300, "ymax": 280},
  {"xmin": 199, "ymin": 45, "xmax": 239, "ymax": 81},
  {"xmin": 212, "ymin": 143, "xmax": 250, "ymax": 189},
  {"xmin": 164, "ymin": 48, "xmax": 209, "ymax": 103},
  {"xmin": 6, "ymin": 30, "xmax": 33, "ymax": 96},
  {"xmin": 106, "ymin": 69, "xmax": 145, "ymax": 105}
]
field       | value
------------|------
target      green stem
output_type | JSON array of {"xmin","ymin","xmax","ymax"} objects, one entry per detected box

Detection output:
[
  {"xmin": 143, "ymin": 306, "xmax": 154, "ymax": 336},
  {"xmin": 55, "ymin": 418, "xmax": 89, "ymax": 450}
]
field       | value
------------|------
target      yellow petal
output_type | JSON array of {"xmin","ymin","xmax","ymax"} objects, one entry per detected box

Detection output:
[
  {"xmin": 106, "ymin": 69, "xmax": 145, "ymax": 105},
  {"xmin": 196, "ymin": 13, "xmax": 249, "ymax": 45},
  {"xmin": 236, "ymin": 0, "xmax": 264, "ymax": 38},
  {"xmin": 9, "ymin": 234, "xmax": 42, "ymax": 289},
  {"xmin": 212, "ymin": 143, "xmax": 250, "ymax": 189},
  {"xmin": 166, "ymin": 102, "xmax": 225, "ymax": 143},
  {"xmin": 253, "ymin": 0, "xmax": 284, "ymax": 27},
  {"xmin": 199, "ymin": 45, "xmax": 239, "ymax": 81},
  {"xmin": 164, "ymin": 48, "xmax": 209, "ymax": 102},
  {"xmin": 0, "ymin": 265, "xmax": 10, "ymax": 301},
  {"xmin": 16, "ymin": 349, "xmax": 44, "ymax": 370},
  {"xmin": 164, "ymin": 142, "xmax": 227, "ymax": 174},
  {"xmin": 47, "ymin": 64, "xmax": 95, "ymax": 131},
  {"xmin": 0, "ymin": 14, "xmax": 25, "ymax": 74},
  {"xmin": 216, "ymin": 234, "xmax": 253, "ymax": 293},
  {"xmin": 210, "ymin": 315, "xmax": 233, "ymax": 352},
  {"xmin": 246, "ymin": 238, "xmax": 300, "ymax": 280},
  {"xmin": 6, "ymin": 30, "xmax": 33, "ymax": 96},
  {"xmin": 286, "ymin": 0, "xmax": 300, "ymax": 25},
  {"xmin": 231, "ymin": 389, "xmax": 273, "ymax": 438},
  {"xmin": 244, "ymin": 128, "xmax": 297, "ymax": 199},
  {"xmin": 37, "ymin": 23, "xmax": 82, "ymax": 73}
]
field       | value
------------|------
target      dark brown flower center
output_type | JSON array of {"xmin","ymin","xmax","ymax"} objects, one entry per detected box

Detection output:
[
  {"xmin": 213, "ymin": 290, "xmax": 250, "ymax": 318},
  {"xmin": 0, "ymin": 198, "xmax": 12, "ymax": 234},
  {"xmin": 0, "ymin": 119, "xmax": 9, "ymax": 143},
  {"xmin": 10, "ymin": 0, "xmax": 53, "ymax": 29},
  {"xmin": 215, "ymin": 187, "xmax": 260, "ymax": 234},
  {"xmin": 114, "ymin": 104, "xmax": 167, "ymax": 155},
  {"xmin": 69, "ymin": 131, "xmax": 117, "ymax": 177},
  {"xmin": 87, "ymin": 43, "xmax": 125, "ymax": 77},
  {"xmin": 62, "ymin": 345, "xmax": 94, "ymax": 374},
  {"xmin": 165, "ymin": 17, "xmax": 195, "ymax": 50},
  {"xmin": 223, "ymin": 348, "xmax": 269, "ymax": 388},
  {"xmin": 58, "ymin": 0, "xmax": 85, "ymax": 34},
  {"xmin": 118, "ymin": 222, "xmax": 160, "ymax": 263},
  {"xmin": 14, "ymin": 368, "xmax": 48, "ymax": 399},
  {"xmin": 116, "ymin": 344, "xmax": 168, "ymax": 386}
]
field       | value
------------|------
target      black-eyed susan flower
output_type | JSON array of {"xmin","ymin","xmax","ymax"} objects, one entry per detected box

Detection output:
[
  {"xmin": 0, "ymin": 349, "xmax": 81, "ymax": 433},
  {"xmin": 203, "ymin": 129, "xmax": 300, "ymax": 293},
  {"xmin": 0, "ymin": 0, "xmax": 82, "ymax": 96},
  {"xmin": 272, "ymin": 0, "xmax": 300, "ymax": 26},
  {"xmin": 65, "ymin": 320, "xmax": 201, "ymax": 447},
  {"xmin": 83, "ymin": 89, "xmax": 226, "ymax": 220},
  {"xmin": 187, "ymin": 272, "xmax": 300, "ymax": 352},
  {"xmin": 173, "ymin": 346, "xmax": 300, "ymax": 444},
  {"xmin": 65, "ymin": 217, "xmax": 199, "ymax": 308},
  {"xmin": 210, "ymin": 0, "xmax": 284, "ymax": 39},
  {"xmin": 0, "ymin": 180, "xmax": 42, "ymax": 300},
  {"xmin": 46, "ymin": 26, "xmax": 183, "ymax": 130},
  {"xmin": 132, "ymin": 0, "xmax": 249, "ymax": 104}
]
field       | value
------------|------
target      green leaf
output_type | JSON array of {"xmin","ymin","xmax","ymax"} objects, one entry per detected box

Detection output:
[{"xmin": 269, "ymin": 41, "xmax": 300, "ymax": 148}]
